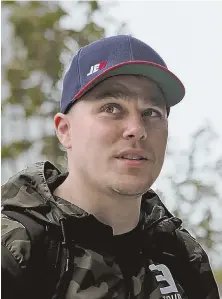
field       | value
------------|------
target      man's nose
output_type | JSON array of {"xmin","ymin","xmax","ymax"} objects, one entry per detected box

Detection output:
[{"xmin": 122, "ymin": 115, "xmax": 147, "ymax": 141}]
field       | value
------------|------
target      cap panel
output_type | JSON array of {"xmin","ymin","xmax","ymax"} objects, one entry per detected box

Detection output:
[
  {"xmin": 78, "ymin": 35, "xmax": 132, "ymax": 88},
  {"xmin": 61, "ymin": 51, "xmax": 81, "ymax": 113},
  {"xmin": 130, "ymin": 36, "xmax": 167, "ymax": 67}
]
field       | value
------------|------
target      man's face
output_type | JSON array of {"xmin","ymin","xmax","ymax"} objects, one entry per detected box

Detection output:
[{"xmin": 59, "ymin": 75, "xmax": 168, "ymax": 197}]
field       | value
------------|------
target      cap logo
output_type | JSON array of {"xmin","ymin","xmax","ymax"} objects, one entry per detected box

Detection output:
[{"xmin": 87, "ymin": 60, "xmax": 107, "ymax": 76}]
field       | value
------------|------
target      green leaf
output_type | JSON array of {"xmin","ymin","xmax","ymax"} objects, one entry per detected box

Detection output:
[{"xmin": 89, "ymin": 1, "xmax": 99, "ymax": 11}]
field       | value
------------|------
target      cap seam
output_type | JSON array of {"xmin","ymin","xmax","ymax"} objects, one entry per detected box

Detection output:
[
  {"xmin": 127, "ymin": 35, "xmax": 134, "ymax": 60},
  {"xmin": 77, "ymin": 47, "xmax": 83, "ymax": 93}
]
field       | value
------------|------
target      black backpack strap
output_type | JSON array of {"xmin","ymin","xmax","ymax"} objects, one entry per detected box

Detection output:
[
  {"xmin": 2, "ymin": 209, "xmax": 62, "ymax": 299},
  {"xmin": 3, "ymin": 210, "xmax": 45, "ymax": 243}
]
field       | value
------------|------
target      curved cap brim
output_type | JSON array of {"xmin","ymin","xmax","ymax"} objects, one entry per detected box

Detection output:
[{"xmin": 74, "ymin": 61, "xmax": 185, "ymax": 107}]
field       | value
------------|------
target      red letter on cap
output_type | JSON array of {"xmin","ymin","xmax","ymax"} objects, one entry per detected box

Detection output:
[{"xmin": 99, "ymin": 61, "xmax": 107, "ymax": 70}]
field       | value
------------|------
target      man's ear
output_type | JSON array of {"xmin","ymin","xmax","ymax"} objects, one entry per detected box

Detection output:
[{"xmin": 54, "ymin": 113, "xmax": 72, "ymax": 149}]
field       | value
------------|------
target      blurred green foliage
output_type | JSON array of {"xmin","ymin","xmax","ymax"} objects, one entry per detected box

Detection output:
[
  {"xmin": 1, "ymin": 0, "xmax": 110, "ymax": 168},
  {"xmin": 156, "ymin": 124, "xmax": 222, "ymax": 270}
]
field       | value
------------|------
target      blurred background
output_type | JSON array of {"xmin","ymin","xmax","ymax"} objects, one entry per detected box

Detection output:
[{"xmin": 1, "ymin": 0, "xmax": 222, "ymax": 291}]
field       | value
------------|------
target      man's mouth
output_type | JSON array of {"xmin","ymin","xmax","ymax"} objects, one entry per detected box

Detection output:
[{"xmin": 118, "ymin": 154, "xmax": 147, "ymax": 161}]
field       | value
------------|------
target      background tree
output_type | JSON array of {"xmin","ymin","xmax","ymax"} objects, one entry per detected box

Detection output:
[
  {"xmin": 155, "ymin": 123, "xmax": 222, "ymax": 268},
  {"xmin": 1, "ymin": 0, "xmax": 125, "ymax": 178}
]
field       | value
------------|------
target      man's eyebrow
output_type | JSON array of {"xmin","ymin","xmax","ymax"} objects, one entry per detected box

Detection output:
[
  {"xmin": 94, "ymin": 83, "xmax": 166, "ymax": 109},
  {"xmin": 149, "ymin": 94, "xmax": 166, "ymax": 109},
  {"xmin": 94, "ymin": 84, "xmax": 134, "ymax": 100}
]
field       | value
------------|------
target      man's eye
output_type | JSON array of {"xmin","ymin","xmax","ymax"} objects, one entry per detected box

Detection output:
[
  {"xmin": 102, "ymin": 104, "xmax": 121, "ymax": 114},
  {"xmin": 142, "ymin": 108, "xmax": 162, "ymax": 118}
]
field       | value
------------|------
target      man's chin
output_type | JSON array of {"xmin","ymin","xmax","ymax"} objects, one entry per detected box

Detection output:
[{"xmin": 111, "ymin": 185, "xmax": 150, "ymax": 197}]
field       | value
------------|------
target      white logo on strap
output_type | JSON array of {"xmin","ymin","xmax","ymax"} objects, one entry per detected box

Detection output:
[{"xmin": 149, "ymin": 264, "xmax": 178, "ymax": 295}]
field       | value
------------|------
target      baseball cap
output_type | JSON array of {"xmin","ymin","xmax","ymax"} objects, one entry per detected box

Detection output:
[{"xmin": 61, "ymin": 35, "xmax": 185, "ymax": 113}]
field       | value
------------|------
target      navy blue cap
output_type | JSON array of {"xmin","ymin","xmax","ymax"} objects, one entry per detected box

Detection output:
[{"xmin": 61, "ymin": 35, "xmax": 185, "ymax": 113}]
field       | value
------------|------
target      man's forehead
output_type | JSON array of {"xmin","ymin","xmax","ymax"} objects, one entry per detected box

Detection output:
[{"xmin": 91, "ymin": 75, "xmax": 166, "ymax": 107}]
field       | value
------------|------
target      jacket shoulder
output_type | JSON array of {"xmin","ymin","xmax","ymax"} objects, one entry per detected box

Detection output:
[
  {"xmin": 1, "ymin": 213, "xmax": 31, "ymax": 269},
  {"xmin": 177, "ymin": 228, "xmax": 210, "ymax": 265},
  {"xmin": 173, "ymin": 228, "xmax": 220, "ymax": 298}
]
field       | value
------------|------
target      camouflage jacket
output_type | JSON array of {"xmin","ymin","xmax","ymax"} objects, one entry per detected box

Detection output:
[{"xmin": 1, "ymin": 161, "xmax": 220, "ymax": 299}]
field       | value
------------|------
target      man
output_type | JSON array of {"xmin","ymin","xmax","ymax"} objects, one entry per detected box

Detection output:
[{"xmin": 1, "ymin": 35, "xmax": 219, "ymax": 299}]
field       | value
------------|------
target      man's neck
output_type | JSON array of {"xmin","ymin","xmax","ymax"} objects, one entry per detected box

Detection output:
[{"xmin": 53, "ymin": 174, "xmax": 142, "ymax": 235}]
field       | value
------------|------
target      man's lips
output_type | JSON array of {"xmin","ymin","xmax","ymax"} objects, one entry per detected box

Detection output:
[
  {"xmin": 116, "ymin": 158, "xmax": 148, "ymax": 167},
  {"xmin": 115, "ymin": 148, "xmax": 148, "ymax": 160}
]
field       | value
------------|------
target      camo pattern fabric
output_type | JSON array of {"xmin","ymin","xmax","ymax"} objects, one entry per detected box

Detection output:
[
  {"xmin": 64, "ymin": 247, "xmax": 187, "ymax": 299},
  {"xmin": 1, "ymin": 161, "xmax": 220, "ymax": 299},
  {"xmin": 1, "ymin": 213, "xmax": 31, "ymax": 269},
  {"xmin": 1, "ymin": 211, "xmax": 187, "ymax": 299}
]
